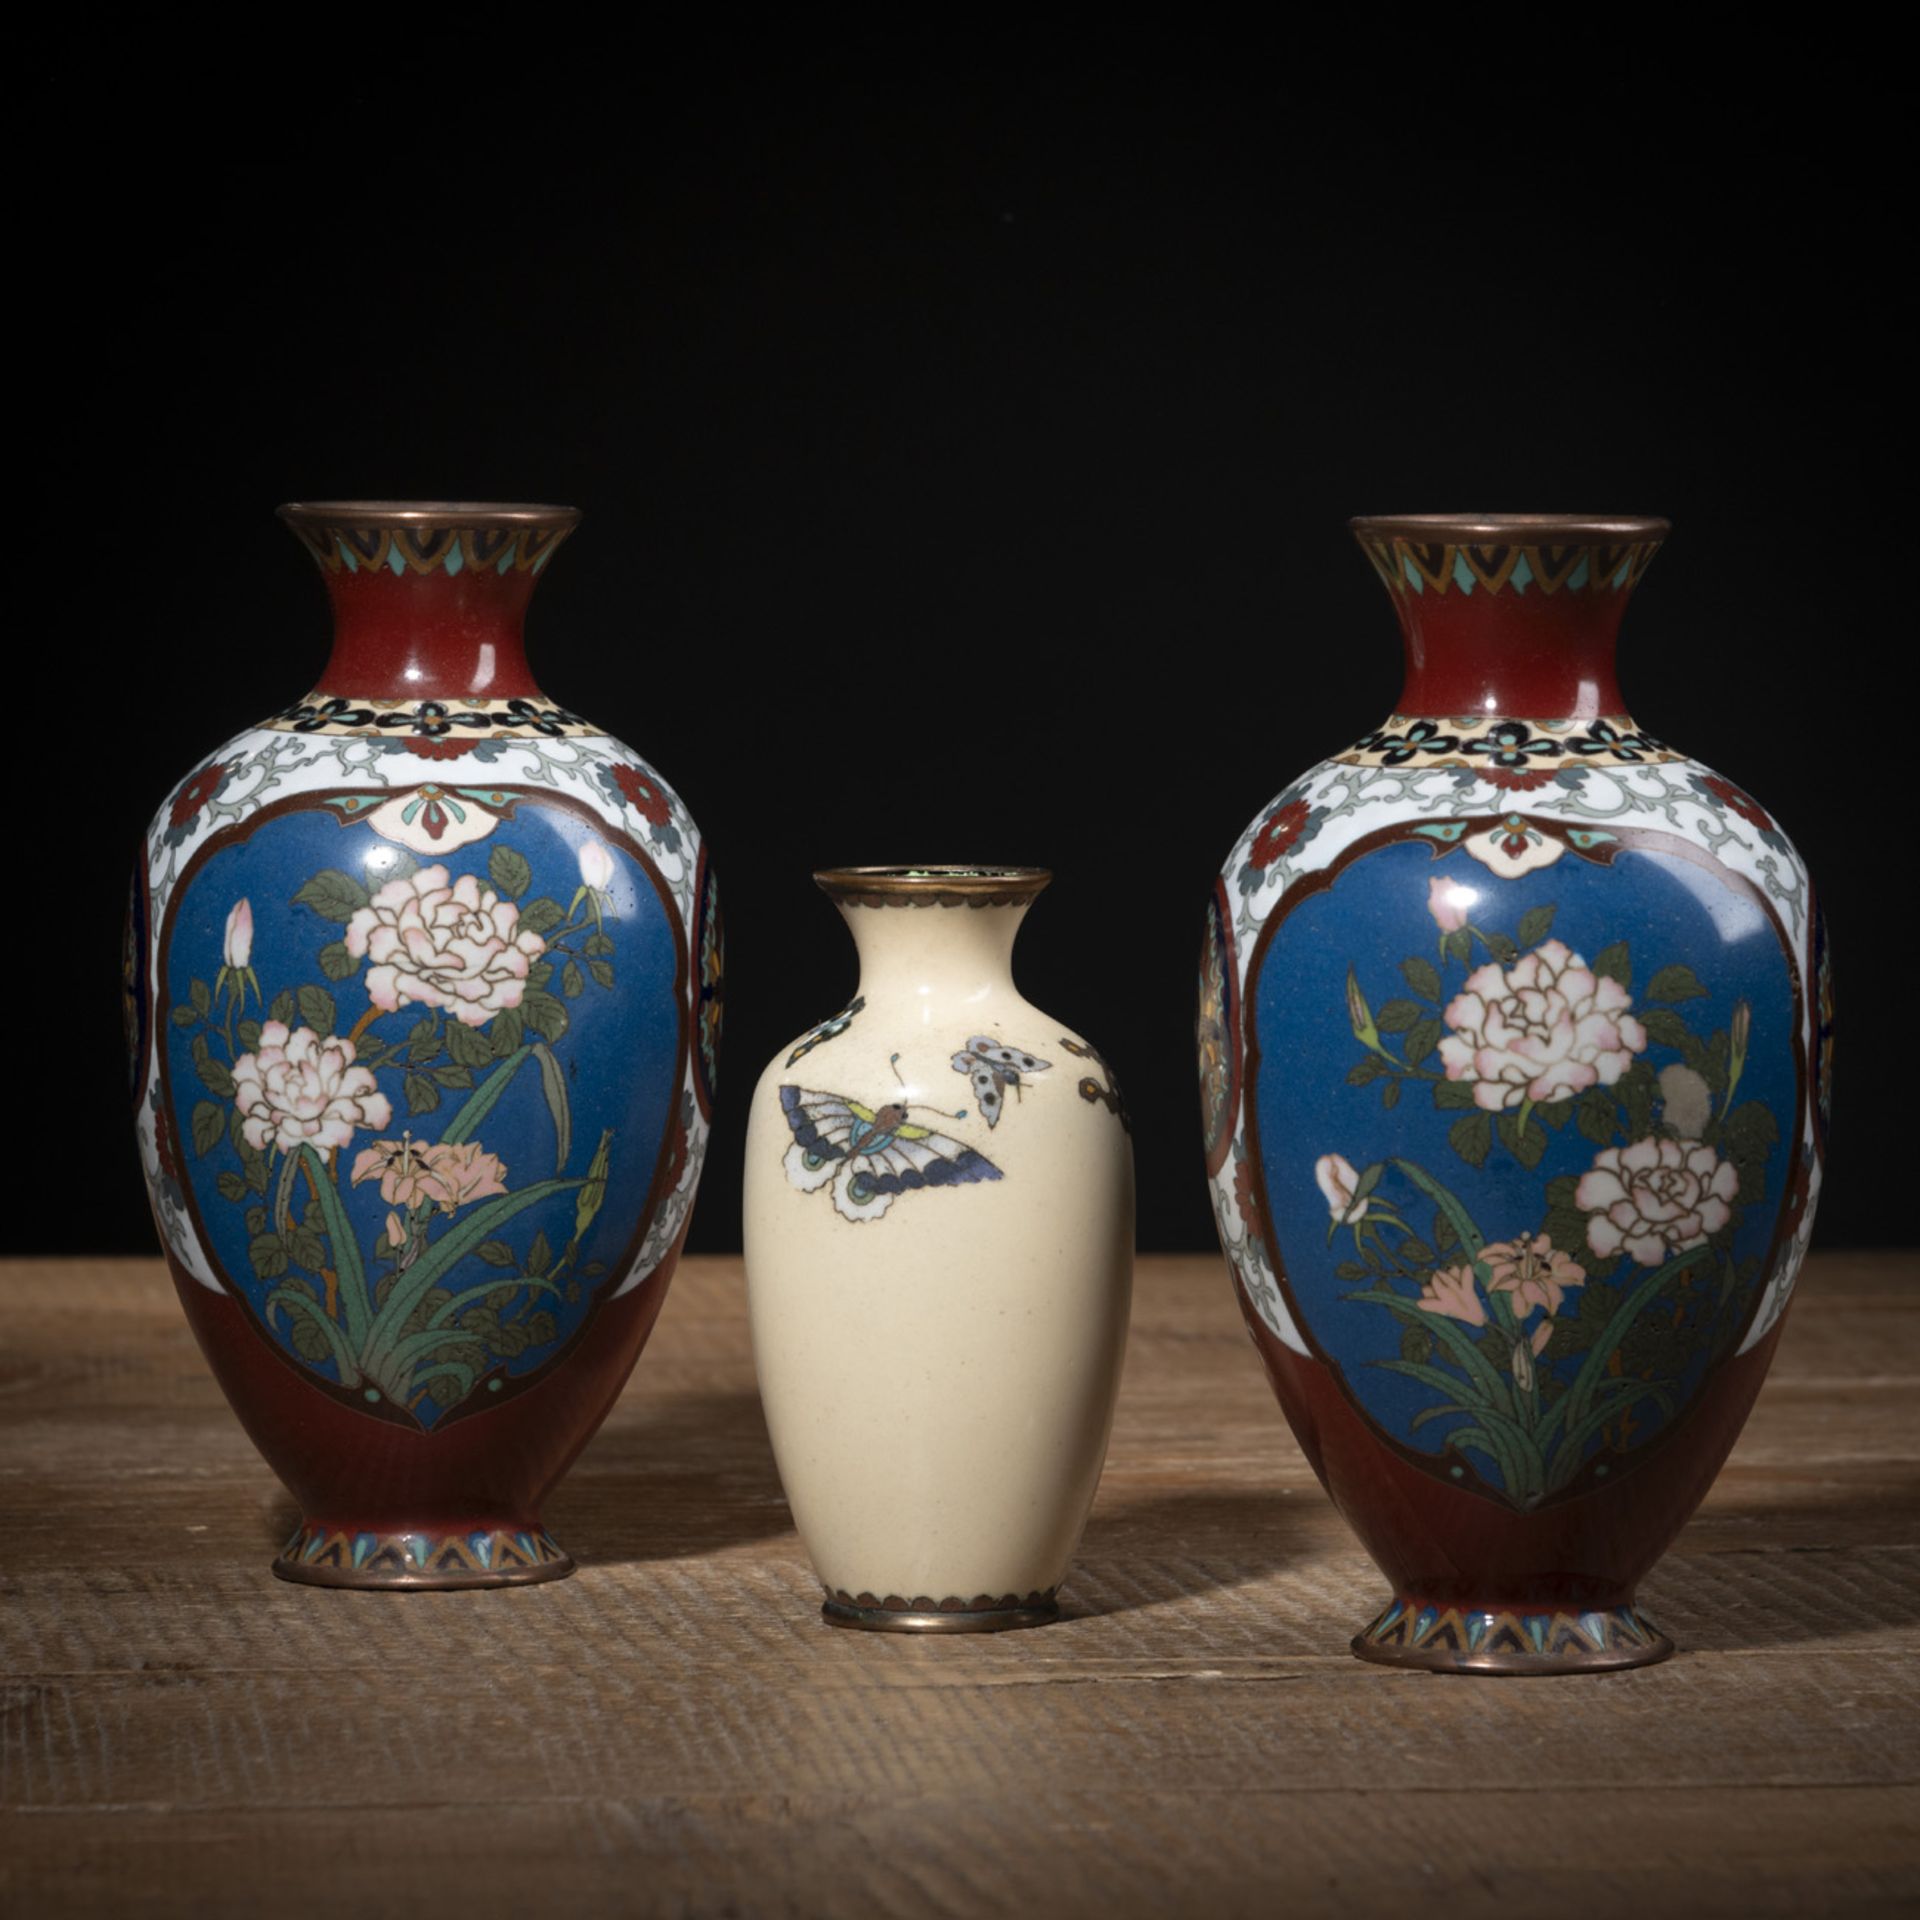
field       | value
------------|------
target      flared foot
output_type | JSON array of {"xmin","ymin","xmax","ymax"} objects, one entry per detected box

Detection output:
[
  {"xmin": 273, "ymin": 1521, "xmax": 574, "ymax": 1591},
  {"xmin": 1352, "ymin": 1596, "xmax": 1674, "ymax": 1675},
  {"xmin": 822, "ymin": 1587, "xmax": 1060, "ymax": 1634}
]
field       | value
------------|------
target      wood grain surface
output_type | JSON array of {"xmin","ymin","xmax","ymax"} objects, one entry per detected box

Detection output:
[{"xmin": 2, "ymin": 1253, "xmax": 1915, "ymax": 1917}]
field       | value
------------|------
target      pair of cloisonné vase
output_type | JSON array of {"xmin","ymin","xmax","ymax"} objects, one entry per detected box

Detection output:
[{"xmin": 130, "ymin": 503, "xmax": 1825, "ymax": 1673}]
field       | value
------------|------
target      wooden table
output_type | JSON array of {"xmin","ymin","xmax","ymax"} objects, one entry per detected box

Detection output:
[{"xmin": 2, "ymin": 1254, "xmax": 1915, "ymax": 1916}]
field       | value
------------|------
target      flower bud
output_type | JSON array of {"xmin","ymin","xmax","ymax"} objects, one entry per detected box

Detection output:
[
  {"xmin": 1346, "ymin": 969, "xmax": 1378, "ymax": 1046},
  {"xmin": 223, "ymin": 898, "xmax": 253, "ymax": 970},
  {"xmin": 578, "ymin": 840, "xmax": 616, "ymax": 893}
]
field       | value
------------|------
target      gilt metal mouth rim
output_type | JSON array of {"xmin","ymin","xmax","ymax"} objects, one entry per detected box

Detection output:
[
  {"xmin": 1350, "ymin": 513, "xmax": 1669, "ymax": 543},
  {"xmin": 814, "ymin": 865, "xmax": 1053, "ymax": 904},
  {"xmin": 278, "ymin": 500, "xmax": 583, "ymax": 532}
]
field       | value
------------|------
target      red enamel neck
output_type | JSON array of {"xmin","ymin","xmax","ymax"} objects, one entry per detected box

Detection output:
[
  {"xmin": 1352, "ymin": 514, "xmax": 1667, "ymax": 721},
  {"xmin": 279, "ymin": 502, "xmax": 580, "ymax": 702}
]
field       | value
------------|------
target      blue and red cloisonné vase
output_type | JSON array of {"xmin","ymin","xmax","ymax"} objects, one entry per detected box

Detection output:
[
  {"xmin": 1198, "ymin": 514, "xmax": 1828, "ymax": 1671},
  {"xmin": 127, "ymin": 502, "xmax": 723, "ymax": 1588}
]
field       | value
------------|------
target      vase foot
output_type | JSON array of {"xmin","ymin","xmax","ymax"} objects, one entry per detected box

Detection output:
[
  {"xmin": 821, "ymin": 1587, "xmax": 1060, "ymax": 1634},
  {"xmin": 1351, "ymin": 1597, "xmax": 1674, "ymax": 1675},
  {"xmin": 273, "ymin": 1521, "xmax": 574, "ymax": 1591}
]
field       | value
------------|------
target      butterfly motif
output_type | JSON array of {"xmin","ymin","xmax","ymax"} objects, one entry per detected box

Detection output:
[
  {"xmin": 949, "ymin": 1036, "xmax": 1052, "ymax": 1128},
  {"xmin": 779, "ymin": 1085, "xmax": 1002, "ymax": 1222},
  {"xmin": 787, "ymin": 996, "xmax": 865, "ymax": 1066}
]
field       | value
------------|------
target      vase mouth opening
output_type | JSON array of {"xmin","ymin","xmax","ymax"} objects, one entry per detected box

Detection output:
[
  {"xmin": 814, "ymin": 865, "xmax": 1053, "ymax": 907},
  {"xmin": 278, "ymin": 501, "xmax": 583, "ymax": 532},
  {"xmin": 1350, "ymin": 513, "xmax": 1668, "ymax": 543}
]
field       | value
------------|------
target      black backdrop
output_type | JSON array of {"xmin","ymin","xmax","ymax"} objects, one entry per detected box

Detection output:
[{"xmin": 34, "ymin": 52, "xmax": 1903, "ymax": 1257}]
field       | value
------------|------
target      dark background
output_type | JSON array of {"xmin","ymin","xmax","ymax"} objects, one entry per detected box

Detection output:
[{"xmin": 34, "ymin": 51, "xmax": 1903, "ymax": 1256}]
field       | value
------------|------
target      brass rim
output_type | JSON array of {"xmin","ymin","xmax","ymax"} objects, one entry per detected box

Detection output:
[
  {"xmin": 814, "ymin": 865, "xmax": 1052, "ymax": 908},
  {"xmin": 278, "ymin": 500, "xmax": 583, "ymax": 532},
  {"xmin": 1349, "ymin": 512, "xmax": 1668, "ymax": 542}
]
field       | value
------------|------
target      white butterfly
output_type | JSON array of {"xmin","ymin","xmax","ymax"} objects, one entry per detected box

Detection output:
[
  {"xmin": 778, "ymin": 1086, "xmax": 1002, "ymax": 1223},
  {"xmin": 950, "ymin": 1036, "xmax": 1052, "ymax": 1129}
]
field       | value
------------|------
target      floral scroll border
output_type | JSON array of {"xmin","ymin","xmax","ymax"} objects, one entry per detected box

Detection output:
[
  {"xmin": 1205, "ymin": 748, "xmax": 1821, "ymax": 1366},
  {"xmin": 136, "ymin": 722, "xmax": 710, "ymax": 1318}
]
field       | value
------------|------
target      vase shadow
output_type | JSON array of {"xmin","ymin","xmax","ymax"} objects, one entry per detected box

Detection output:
[
  {"xmin": 1061, "ymin": 1486, "xmax": 1314, "ymax": 1620},
  {"xmin": 1650, "ymin": 1470, "xmax": 1920, "ymax": 1653},
  {"xmin": 548, "ymin": 1387, "xmax": 796, "ymax": 1566}
]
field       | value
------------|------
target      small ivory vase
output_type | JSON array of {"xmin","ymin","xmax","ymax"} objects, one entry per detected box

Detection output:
[{"xmin": 743, "ymin": 866, "xmax": 1134, "ymax": 1630}]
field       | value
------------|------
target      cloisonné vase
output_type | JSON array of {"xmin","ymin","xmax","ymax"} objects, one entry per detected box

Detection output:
[
  {"xmin": 128, "ymin": 502, "xmax": 722, "ymax": 1588},
  {"xmin": 742, "ymin": 868, "xmax": 1133, "ymax": 1630},
  {"xmin": 1198, "ymin": 515, "xmax": 1827, "ymax": 1672}
]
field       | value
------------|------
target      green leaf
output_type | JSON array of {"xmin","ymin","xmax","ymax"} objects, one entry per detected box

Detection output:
[
  {"xmin": 490, "ymin": 1007, "xmax": 526, "ymax": 1057},
  {"xmin": 1449, "ymin": 1111, "xmax": 1492, "ymax": 1168},
  {"xmin": 588, "ymin": 959, "xmax": 614, "ymax": 990},
  {"xmin": 1400, "ymin": 1321, "xmax": 1434, "ymax": 1365},
  {"xmin": 1347, "ymin": 1057, "xmax": 1385, "ymax": 1086},
  {"xmin": 1376, "ymin": 998, "xmax": 1421, "ymax": 1034},
  {"xmin": 518, "ymin": 897, "xmax": 566, "ymax": 935},
  {"xmin": 216, "ymin": 1170, "xmax": 247, "ymax": 1202},
  {"xmin": 296, "ymin": 984, "xmax": 336, "ymax": 1038},
  {"xmin": 1535, "ymin": 1099, "xmax": 1571, "ymax": 1131},
  {"xmin": 522, "ymin": 991, "xmax": 569, "ymax": 1044},
  {"xmin": 242, "ymin": 1144, "xmax": 270, "ymax": 1194},
  {"xmin": 318, "ymin": 941, "xmax": 357, "ymax": 981},
  {"xmin": 269, "ymin": 989, "xmax": 296, "ymax": 1026},
  {"xmin": 1517, "ymin": 903, "xmax": 1558, "ymax": 948},
  {"xmin": 190, "ymin": 978, "xmax": 212, "ymax": 1018},
  {"xmin": 237, "ymin": 1021, "xmax": 261, "ymax": 1051},
  {"xmin": 1576, "ymin": 1090, "xmax": 1617, "ymax": 1145},
  {"xmin": 285, "ymin": 1223, "xmax": 327, "ymax": 1271},
  {"xmin": 170, "ymin": 1005, "xmax": 198, "ymax": 1029},
  {"xmin": 1405, "ymin": 1018, "xmax": 1442, "ymax": 1068},
  {"xmin": 249, "ymin": 1231, "xmax": 289, "ymax": 1280},
  {"xmin": 1482, "ymin": 930, "xmax": 1517, "ymax": 964},
  {"xmin": 525, "ymin": 1310, "xmax": 558, "ymax": 1345},
  {"xmin": 191, "ymin": 1100, "xmax": 226, "ymax": 1156},
  {"xmin": 477, "ymin": 1240, "xmax": 516, "ymax": 1267},
  {"xmin": 533, "ymin": 1040, "xmax": 572, "ymax": 1172},
  {"xmin": 561, "ymin": 960, "xmax": 585, "ymax": 1000},
  {"xmin": 432, "ymin": 1065, "xmax": 474, "ymax": 1090},
  {"xmin": 1442, "ymin": 927, "xmax": 1473, "ymax": 969},
  {"xmin": 405, "ymin": 1072, "xmax": 441, "ymax": 1115},
  {"xmin": 1401, "ymin": 956, "xmax": 1442, "ymax": 1003},
  {"xmin": 192, "ymin": 1036, "xmax": 235, "ymax": 1098},
  {"xmin": 443, "ymin": 1021, "xmax": 494, "ymax": 1071},
  {"xmin": 488, "ymin": 846, "xmax": 532, "ymax": 900},
  {"xmin": 1335, "ymin": 1260, "xmax": 1370, "ymax": 1282},
  {"xmin": 1618, "ymin": 1061, "xmax": 1656, "ymax": 1138},
  {"xmin": 584, "ymin": 932, "xmax": 615, "ymax": 958},
  {"xmin": 1382, "ymin": 1078, "xmax": 1401, "ymax": 1110},
  {"xmin": 1593, "ymin": 941, "xmax": 1631, "ymax": 987},
  {"xmin": 527, "ymin": 1230, "xmax": 552, "ymax": 1278},
  {"xmin": 292, "ymin": 870, "xmax": 370, "ymax": 923},
  {"xmin": 1498, "ymin": 1111, "xmax": 1546, "ymax": 1169},
  {"xmin": 1641, "ymin": 1007, "xmax": 1693, "ymax": 1051},
  {"xmin": 1433, "ymin": 1077, "xmax": 1477, "ymax": 1109},
  {"xmin": 1646, "ymin": 964, "xmax": 1709, "ymax": 1003},
  {"xmin": 526, "ymin": 961, "xmax": 553, "ymax": 991}
]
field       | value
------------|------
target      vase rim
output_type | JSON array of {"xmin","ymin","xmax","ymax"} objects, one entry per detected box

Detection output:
[
  {"xmin": 814, "ymin": 865, "xmax": 1053, "ymax": 906},
  {"xmin": 278, "ymin": 500, "xmax": 583, "ymax": 531},
  {"xmin": 1350, "ymin": 513, "xmax": 1668, "ymax": 543}
]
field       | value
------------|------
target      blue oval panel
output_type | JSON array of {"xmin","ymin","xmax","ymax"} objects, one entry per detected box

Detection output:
[
  {"xmin": 1247, "ymin": 826, "xmax": 1799, "ymax": 1510},
  {"xmin": 158, "ymin": 789, "xmax": 683, "ymax": 1429}
]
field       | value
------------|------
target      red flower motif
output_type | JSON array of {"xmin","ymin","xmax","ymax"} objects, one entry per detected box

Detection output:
[
  {"xmin": 1485, "ymin": 766, "xmax": 1557, "ymax": 793},
  {"xmin": 1249, "ymin": 798, "xmax": 1310, "ymax": 869},
  {"xmin": 1704, "ymin": 774, "xmax": 1773, "ymax": 832},
  {"xmin": 663, "ymin": 1120, "xmax": 689, "ymax": 1192},
  {"xmin": 403, "ymin": 736, "xmax": 470, "ymax": 762},
  {"xmin": 169, "ymin": 762, "xmax": 229, "ymax": 827},
  {"xmin": 156, "ymin": 1110, "xmax": 185, "ymax": 1185},
  {"xmin": 613, "ymin": 762, "xmax": 670, "ymax": 826}
]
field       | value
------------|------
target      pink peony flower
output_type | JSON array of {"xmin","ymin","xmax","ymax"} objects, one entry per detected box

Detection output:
[
  {"xmin": 1575, "ymin": 1136, "xmax": 1740, "ymax": 1266},
  {"xmin": 231, "ymin": 1022, "xmax": 391, "ymax": 1155},
  {"xmin": 344, "ymin": 864, "xmax": 546, "ymax": 1029},
  {"xmin": 1438, "ymin": 938, "xmax": 1648, "ymax": 1112}
]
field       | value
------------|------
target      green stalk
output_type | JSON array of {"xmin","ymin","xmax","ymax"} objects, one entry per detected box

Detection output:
[
  {"xmin": 440, "ymin": 1045, "xmax": 532, "ymax": 1146},
  {"xmin": 1562, "ymin": 1244, "xmax": 1713, "ymax": 1433},
  {"xmin": 265, "ymin": 1286, "xmax": 362, "ymax": 1385},
  {"xmin": 298, "ymin": 1145, "xmax": 370, "ymax": 1350}
]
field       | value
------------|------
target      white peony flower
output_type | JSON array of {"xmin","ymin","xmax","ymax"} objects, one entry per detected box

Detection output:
[
  {"xmin": 1438, "ymin": 938, "xmax": 1647, "ymax": 1112},
  {"xmin": 222, "ymin": 899, "xmax": 253, "ymax": 970},
  {"xmin": 1575, "ymin": 1136, "xmax": 1740, "ymax": 1267},
  {"xmin": 1315, "ymin": 1153, "xmax": 1370, "ymax": 1225},
  {"xmin": 343, "ymin": 864, "xmax": 546, "ymax": 1028},
  {"xmin": 231, "ymin": 1022, "xmax": 392, "ymax": 1156}
]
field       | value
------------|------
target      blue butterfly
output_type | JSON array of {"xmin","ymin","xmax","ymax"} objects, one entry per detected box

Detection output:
[{"xmin": 778, "ymin": 1085, "xmax": 1002, "ymax": 1222}]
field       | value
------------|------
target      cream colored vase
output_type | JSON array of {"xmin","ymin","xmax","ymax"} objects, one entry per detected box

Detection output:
[{"xmin": 743, "ymin": 866, "xmax": 1134, "ymax": 1631}]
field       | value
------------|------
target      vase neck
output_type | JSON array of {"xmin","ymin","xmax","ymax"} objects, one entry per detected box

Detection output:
[
  {"xmin": 280, "ymin": 502, "xmax": 580, "ymax": 702},
  {"xmin": 1352, "ymin": 515, "xmax": 1667, "ymax": 723},
  {"xmin": 816, "ymin": 868, "xmax": 1050, "ymax": 1009}
]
